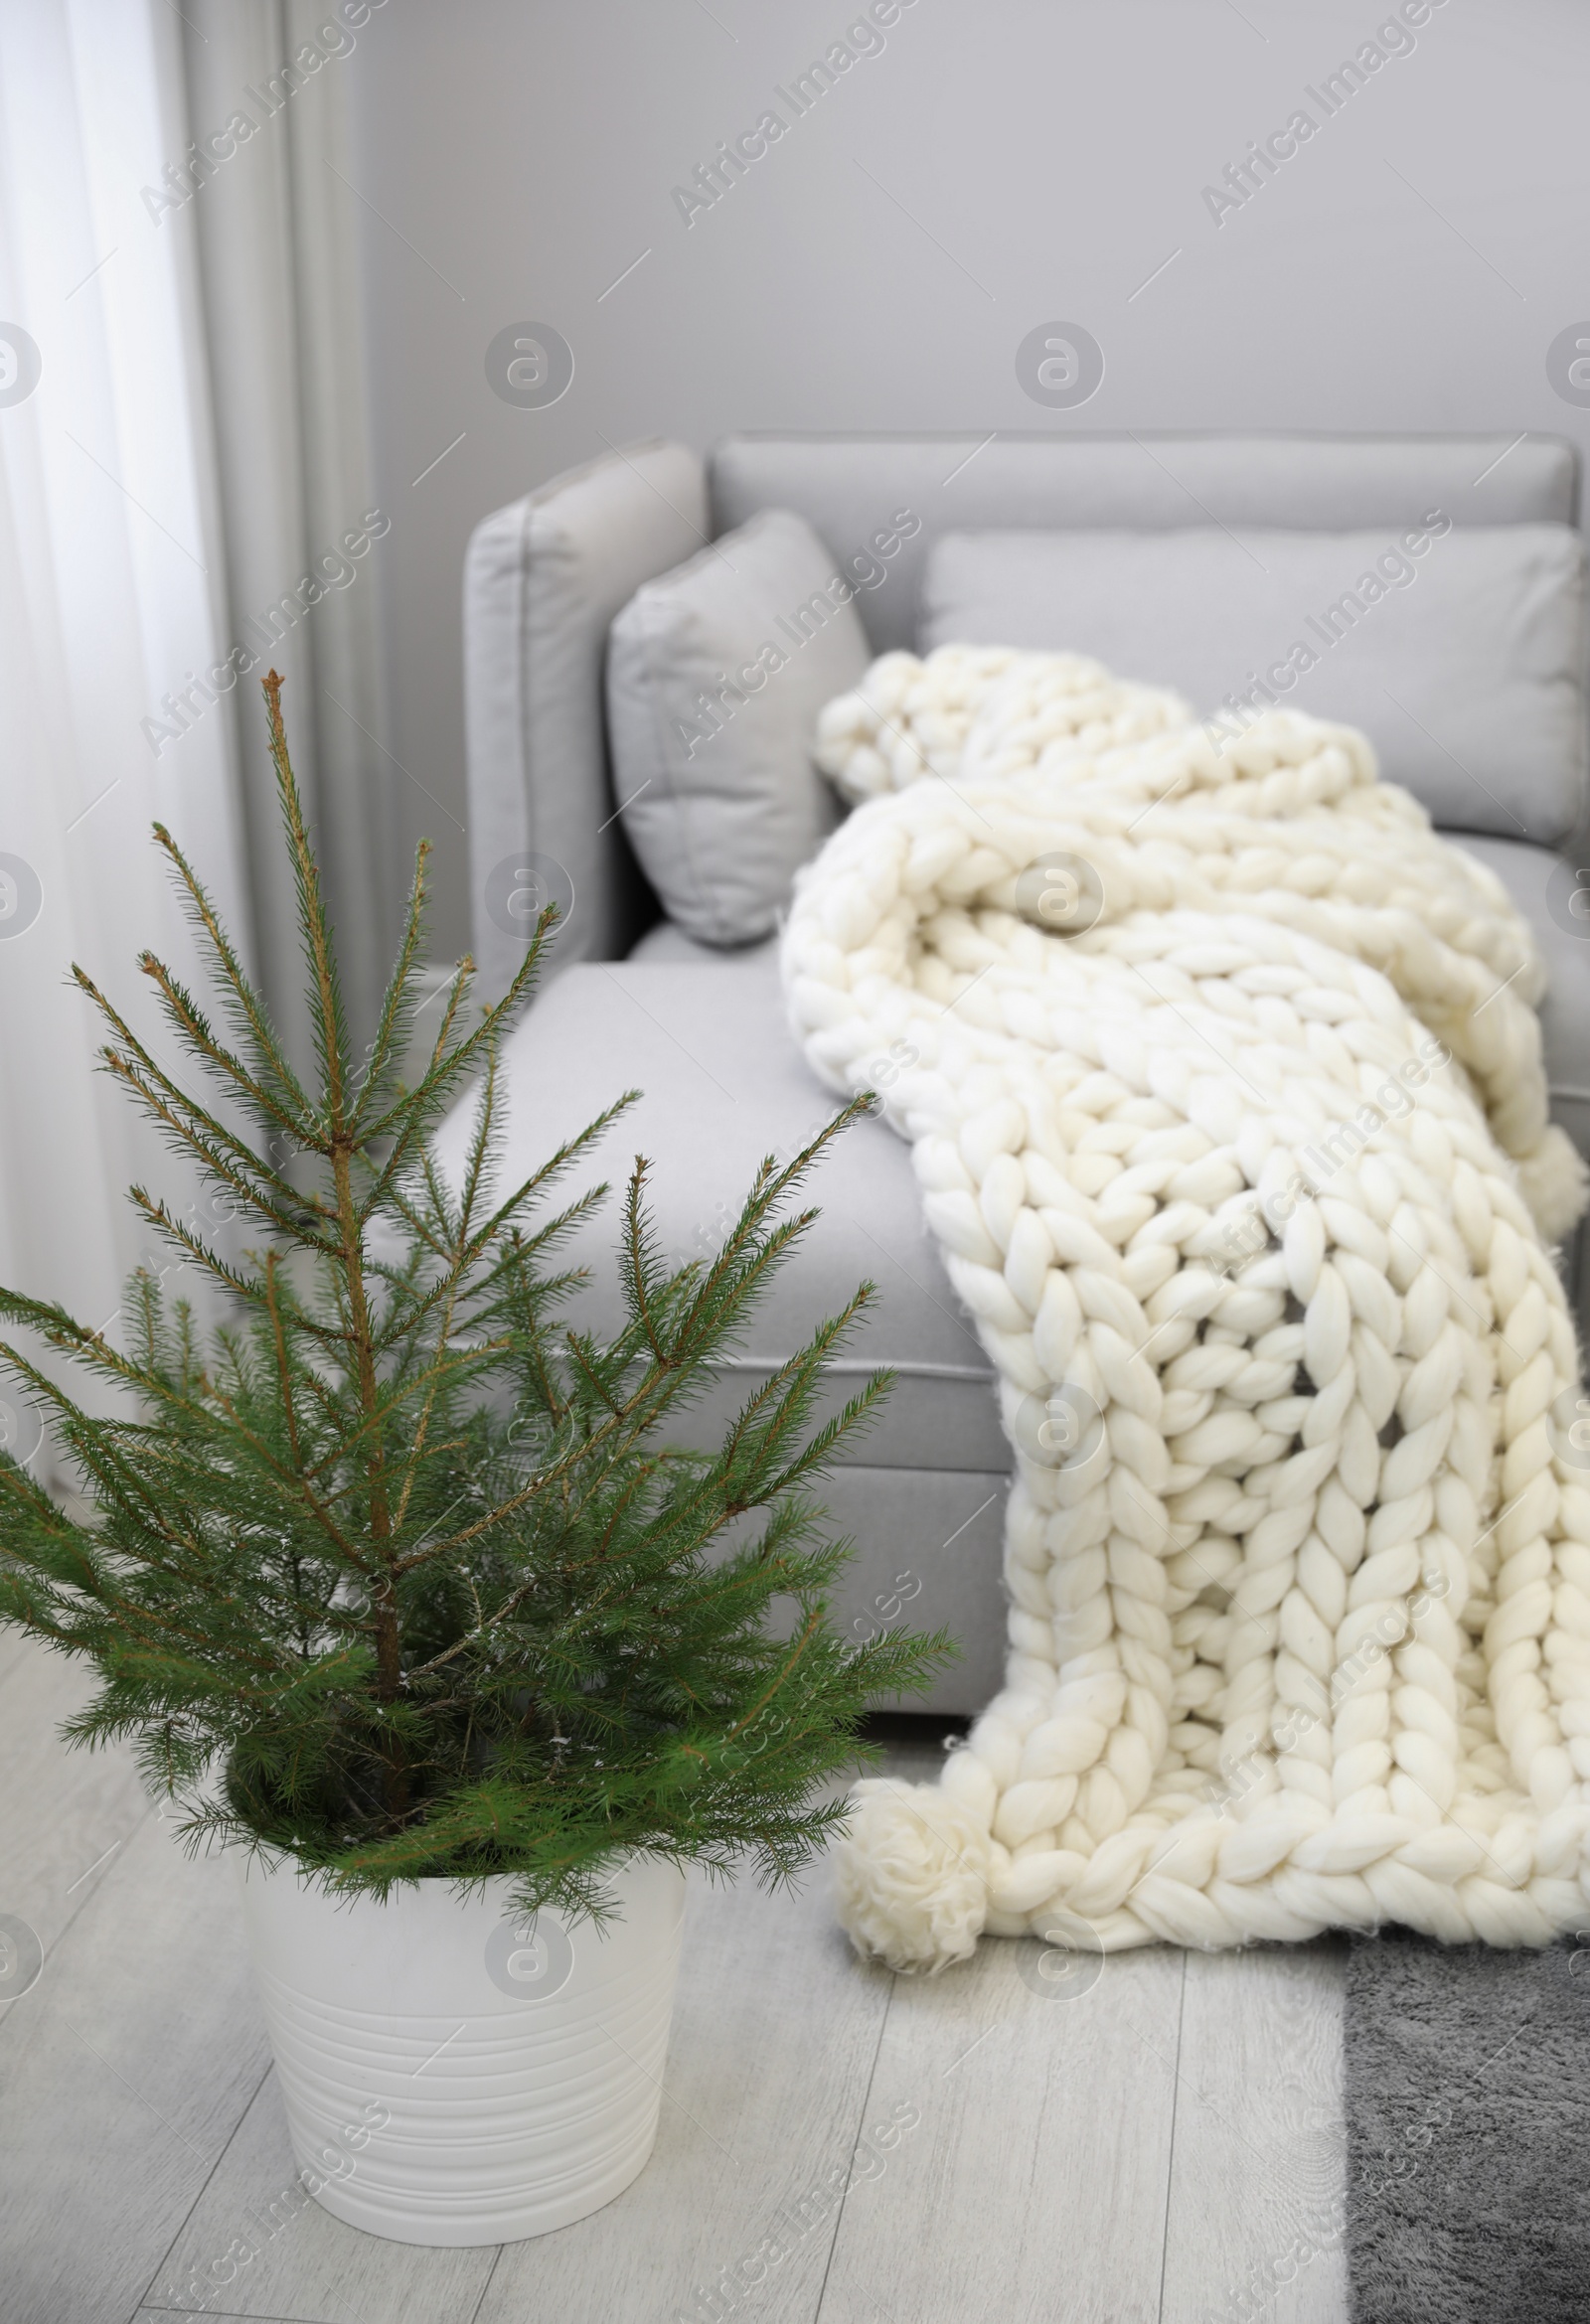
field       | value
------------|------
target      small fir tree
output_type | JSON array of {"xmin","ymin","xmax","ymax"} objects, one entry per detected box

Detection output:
[{"xmin": 0, "ymin": 675, "xmax": 948, "ymax": 1922}]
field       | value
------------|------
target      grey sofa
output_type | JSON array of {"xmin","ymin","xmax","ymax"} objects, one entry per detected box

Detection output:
[{"xmin": 458, "ymin": 433, "xmax": 1590, "ymax": 1713}]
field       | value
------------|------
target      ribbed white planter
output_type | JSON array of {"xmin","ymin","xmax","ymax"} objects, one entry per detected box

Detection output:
[{"xmin": 237, "ymin": 1855, "xmax": 688, "ymax": 2246}]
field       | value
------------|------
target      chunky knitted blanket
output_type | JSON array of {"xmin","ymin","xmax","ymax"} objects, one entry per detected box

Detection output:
[{"xmin": 785, "ymin": 645, "xmax": 1590, "ymax": 1968}]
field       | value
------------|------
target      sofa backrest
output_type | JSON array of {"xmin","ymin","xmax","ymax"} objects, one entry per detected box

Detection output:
[
  {"xmin": 465, "ymin": 432, "xmax": 1583, "ymax": 981},
  {"xmin": 710, "ymin": 431, "xmax": 1579, "ymax": 652}
]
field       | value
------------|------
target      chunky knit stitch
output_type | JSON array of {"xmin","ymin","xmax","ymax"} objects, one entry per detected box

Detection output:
[{"xmin": 790, "ymin": 646, "xmax": 1590, "ymax": 1969}]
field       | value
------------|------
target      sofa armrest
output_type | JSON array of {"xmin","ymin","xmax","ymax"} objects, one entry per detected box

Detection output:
[{"xmin": 463, "ymin": 439, "xmax": 708, "ymax": 998}]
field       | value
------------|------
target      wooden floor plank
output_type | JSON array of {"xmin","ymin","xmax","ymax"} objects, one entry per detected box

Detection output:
[
  {"xmin": 474, "ymin": 1858, "xmax": 893, "ymax": 2324},
  {"xmin": 0, "ymin": 1629, "xmax": 36, "ymax": 1687},
  {"xmin": 141, "ymin": 2069, "xmax": 498, "ymax": 2324},
  {"xmin": 0, "ymin": 1805, "xmax": 272, "ymax": 2324},
  {"xmin": 813, "ymin": 1937, "xmax": 1188, "ymax": 2324},
  {"xmin": 0, "ymin": 1636, "xmax": 150, "ymax": 2024},
  {"xmin": 1159, "ymin": 1941, "xmax": 1349, "ymax": 2324}
]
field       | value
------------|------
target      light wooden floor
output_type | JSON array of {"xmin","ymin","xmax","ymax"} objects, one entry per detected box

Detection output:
[{"xmin": 0, "ymin": 1637, "xmax": 1348, "ymax": 2324}]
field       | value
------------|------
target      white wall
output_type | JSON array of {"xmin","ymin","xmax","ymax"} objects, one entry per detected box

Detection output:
[{"xmin": 342, "ymin": 0, "xmax": 1590, "ymax": 955}]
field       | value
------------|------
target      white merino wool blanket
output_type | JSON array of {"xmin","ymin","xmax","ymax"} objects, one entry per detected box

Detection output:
[{"xmin": 784, "ymin": 645, "xmax": 1590, "ymax": 1969}]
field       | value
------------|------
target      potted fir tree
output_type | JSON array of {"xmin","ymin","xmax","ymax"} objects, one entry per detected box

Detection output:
[{"xmin": 0, "ymin": 677, "xmax": 946, "ymax": 2247}]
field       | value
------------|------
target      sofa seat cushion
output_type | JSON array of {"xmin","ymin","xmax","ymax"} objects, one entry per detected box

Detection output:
[
  {"xmin": 455, "ymin": 843, "xmax": 1590, "ymax": 1489},
  {"xmin": 628, "ymin": 852, "xmax": 1590, "ymax": 1135},
  {"xmin": 441, "ymin": 955, "xmax": 1004, "ymax": 1473}
]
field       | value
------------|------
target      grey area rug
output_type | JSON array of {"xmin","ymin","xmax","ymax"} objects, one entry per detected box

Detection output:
[{"xmin": 1345, "ymin": 1928, "xmax": 1590, "ymax": 2320}]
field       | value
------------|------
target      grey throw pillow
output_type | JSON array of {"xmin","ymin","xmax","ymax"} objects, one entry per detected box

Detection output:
[
  {"xmin": 921, "ymin": 523, "xmax": 1589, "ymax": 848},
  {"xmin": 606, "ymin": 509, "xmax": 870, "ymax": 946}
]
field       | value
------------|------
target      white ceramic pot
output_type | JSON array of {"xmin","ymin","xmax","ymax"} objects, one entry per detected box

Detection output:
[{"xmin": 237, "ymin": 1854, "xmax": 688, "ymax": 2246}]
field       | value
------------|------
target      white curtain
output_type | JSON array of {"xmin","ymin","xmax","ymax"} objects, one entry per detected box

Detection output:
[
  {"xmin": 0, "ymin": 0, "xmax": 398, "ymax": 1477},
  {"xmin": 181, "ymin": 0, "xmax": 397, "ymax": 1064},
  {"xmin": 0, "ymin": 0, "xmax": 253, "ymax": 1455}
]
